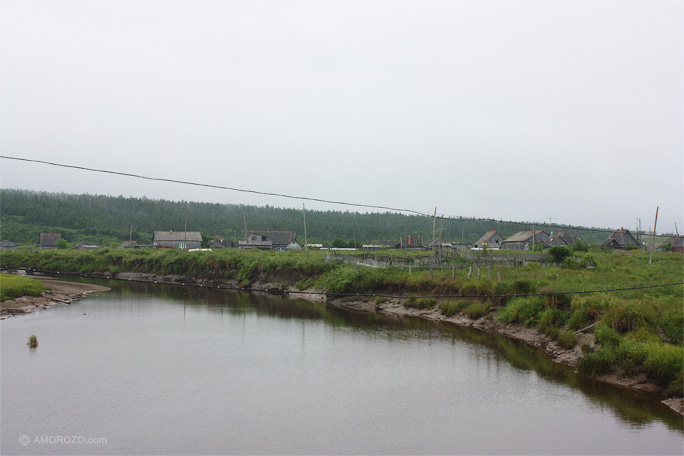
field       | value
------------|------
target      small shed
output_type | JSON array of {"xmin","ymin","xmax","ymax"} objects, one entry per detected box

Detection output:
[
  {"xmin": 0, "ymin": 240, "xmax": 18, "ymax": 250},
  {"xmin": 153, "ymin": 231, "xmax": 203, "ymax": 249},
  {"xmin": 663, "ymin": 235, "xmax": 684, "ymax": 253},
  {"xmin": 286, "ymin": 241, "xmax": 303, "ymax": 250},
  {"xmin": 120, "ymin": 240, "xmax": 140, "ymax": 249},
  {"xmin": 601, "ymin": 228, "xmax": 638, "ymax": 249},
  {"xmin": 501, "ymin": 230, "xmax": 550, "ymax": 251},
  {"xmin": 400, "ymin": 235, "xmax": 423, "ymax": 249},
  {"xmin": 39, "ymin": 233, "xmax": 62, "ymax": 250},
  {"xmin": 208, "ymin": 239, "xmax": 234, "ymax": 249},
  {"xmin": 473, "ymin": 230, "xmax": 505, "ymax": 249}
]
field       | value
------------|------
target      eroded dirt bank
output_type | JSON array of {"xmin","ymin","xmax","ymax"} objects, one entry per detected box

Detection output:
[{"xmin": 0, "ymin": 279, "xmax": 110, "ymax": 320}]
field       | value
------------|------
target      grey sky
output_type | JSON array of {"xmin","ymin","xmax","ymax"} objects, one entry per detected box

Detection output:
[{"xmin": 1, "ymin": 0, "xmax": 682, "ymax": 232}]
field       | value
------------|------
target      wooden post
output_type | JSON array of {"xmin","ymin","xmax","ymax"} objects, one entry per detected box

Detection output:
[
  {"xmin": 452, "ymin": 264, "xmax": 455, "ymax": 279},
  {"xmin": 468, "ymin": 266, "xmax": 472, "ymax": 279},
  {"xmin": 649, "ymin": 206, "xmax": 659, "ymax": 264},
  {"xmin": 488, "ymin": 266, "xmax": 491, "ymax": 281},
  {"xmin": 477, "ymin": 266, "xmax": 480, "ymax": 278},
  {"xmin": 430, "ymin": 265, "xmax": 433, "ymax": 279},
  {"xmin": 497, "ymin": 271, "xmax": 502, "ymax": 283},
  {"xmin": 302, "ymin": 203, "xmax": 308, "ymax": 250},
  {"xmin": 409, "ymin": 265, "xmax": 412, "ymax": 274}
]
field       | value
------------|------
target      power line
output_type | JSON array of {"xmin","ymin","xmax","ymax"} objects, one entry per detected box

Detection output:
[{"xmin": 1, "ymin": 155, "xmax": 618, "ymax": 233}]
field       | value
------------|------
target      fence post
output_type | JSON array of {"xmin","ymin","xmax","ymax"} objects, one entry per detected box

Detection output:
[
  {"xmin": 430, "ymin": 266, "xmax": 433, "ymax": 279},
  {"xmin": 488, "ymin": 266, "xmax": 491, "ymax": 281},
  {"xmin": 477, "ymin": 266, "xmax": 480, "ymax": 278},
  {"xmin": 452, "ymin": 264, "xmax": 455, "ymax": 279},
  {"xmin": 468, "ymin": 266, "xmax": 472, "ymax": 279},
  {"xmin": 409, "ymin": 265, "xmax": 412, "ymax": 274},
  {"xmin": 497, "ymin": 271, "xmax": 502, "ymax": 283}
]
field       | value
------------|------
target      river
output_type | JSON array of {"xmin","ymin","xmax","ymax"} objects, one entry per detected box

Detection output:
[{"xmin": 1, "ymin": 279, "xmax": 682, "ymax": 455}]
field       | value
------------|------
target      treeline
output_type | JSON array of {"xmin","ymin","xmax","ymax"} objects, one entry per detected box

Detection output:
[{"xmin": 0, "ymin": 189, "xmax": 610, "ymax": 247}]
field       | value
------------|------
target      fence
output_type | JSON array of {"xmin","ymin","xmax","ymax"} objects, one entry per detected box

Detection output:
[{"xmin": 325, "ymin": 250, "xmax": 555, "ymax": 270}]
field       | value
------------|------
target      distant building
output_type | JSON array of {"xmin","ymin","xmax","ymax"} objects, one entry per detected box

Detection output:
[
  {"xmin": 661, "ymin": 235, "xmax": 684, "ymax": 253},
  {"xmin": 153, "ymin": 231, "xmax": 203, "ymax": 249},
  {"xmin": 548, "ymin": 231, "xmax": 577, "ymax": 247},
  {"xmin": 120, "ymin": 240, "xmax": 140, "ymax": 249},
  {"xmin": 399, "ymin": 235, "xmax": 423, "ymax": 249},
  {"xmin": 601, "ymin": 228, "xmax": 638, "ymax": 250},
  {"xmin": 39, "ymin": 233, "xmax": 61, "ymax": 250},
  {"xmin": 208, "ymin": 239, "xmax": 234, "ymax": 249},
  {"xmin": 473, "ymin": 230, "xmax": 505, "ymax": 249},
  {"xmin": 501, "ymin": 230, "xmax": 550, "ymax": 251},
  {"xmin": 239, "ymin": 231, "xmax": 297, "ymax": 251},
  {"xmin": 286, "ymin": 241, "xmax": 303, "ymax": 250},
  {"xmin": 0, "ymin": 240, "xmax": 18, "ymax": 250}
]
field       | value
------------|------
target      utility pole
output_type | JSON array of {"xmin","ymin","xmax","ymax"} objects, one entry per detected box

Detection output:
[
  {"xmin": 353, "ymin": 224, "xmax": 357, "ymax": 249},
  {"xmin": 241, "ymin": 205, "xmax": 248, "ymax": 240},
  {"xmin": 432, "ymin": 207, "xmax": 437, "ymax": 250},
  {"xmin": 129, "ymin": 225, "xmax": 133, "ymax": 243},
  {"xmin": 676, "ymin": 222, "xmax": 679, "ymax": 236},
  {"xmin": 302, "ymin": 203, "xmax": 308, "ymax": 250},
  {"xmin": 649, "ymin": 206, "xmax": 659, "ymax": 264}
]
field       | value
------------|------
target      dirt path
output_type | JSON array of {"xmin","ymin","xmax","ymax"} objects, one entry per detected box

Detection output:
[{"xmin": 0, "ymin": 279, "xmax": 110, "ymax": 320}]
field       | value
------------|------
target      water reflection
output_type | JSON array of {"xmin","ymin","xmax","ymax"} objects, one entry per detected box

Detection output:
[{"xmin": 52, "ymin": 276, "xmax": 684, "ymax": 432}]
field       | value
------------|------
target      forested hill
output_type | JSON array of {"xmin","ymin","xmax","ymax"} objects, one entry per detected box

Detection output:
[{"xmin": 0, "ymin": 189, "xmax": 609, "ymax": 247}]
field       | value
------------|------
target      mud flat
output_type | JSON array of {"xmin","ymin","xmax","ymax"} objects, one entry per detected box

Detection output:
[{"xmin": 0, "ymin": 279, "xmax": 110, "ymax": 320}]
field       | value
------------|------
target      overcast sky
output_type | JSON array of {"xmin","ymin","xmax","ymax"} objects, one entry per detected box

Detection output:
[{"xmin": 1, "ymin": 0, "xmax": 682, "ymax": 232}]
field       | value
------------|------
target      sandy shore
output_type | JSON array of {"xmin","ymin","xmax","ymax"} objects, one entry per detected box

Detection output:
[{"xmin": 0, "ymin": 279, "xmax": 110, "ymax": 320}]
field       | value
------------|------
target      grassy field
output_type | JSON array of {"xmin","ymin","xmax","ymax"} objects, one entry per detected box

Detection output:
[
  {"xmin": 1, "ymin": 247, "xmax": 682, "ymax": 394},
  {"xmin": 0, "ymin": 273, "xmax": 48, "ymax": 301}
]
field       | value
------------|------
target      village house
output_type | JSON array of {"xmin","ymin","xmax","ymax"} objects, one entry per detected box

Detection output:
[
  {"xmin": 207, "ymin": 239, "xmax": 234, "ymax": 249},
  {"xmin": 0, "ymin": 240, "xmax": 18, "ymax": 250},
  {"xmin": 39, "ymin": 233, "xmax": 61, "ymax": 250},
  {"xmin": 239, "ymin": 231, "xmax": 297, "ymax": 251},
  {"xmin": 661, "ymin": 235, "xmax": 684, "ymax": 253},
  {"xmin": 473, "ymin": 229, "xmax": 504, "ymax": 249},
  {"xmin": 153, "ymin": 231, "xmax": 203, "ymax": 249},
  {"xmin": 501, "ymin": 230, "xmax": 550, "ymax": 251},
  {"xmin": 548, "ymin": 231, "xmax": 577, "ymax": 247},
  {"xmin": 601, "ymin": 228, "xmax": 638, "ymax": 249},
  {"xmin": 399, "ymin": 235, "xmax": 424, "ymax": 250}
]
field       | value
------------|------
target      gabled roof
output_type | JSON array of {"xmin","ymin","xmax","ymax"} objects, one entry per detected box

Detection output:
[
  {"xmin": 0, "ymin": 240, "xmax": 18, "ymax": 248},
  {"xmin": 503, "ymin": 230, "xmax": 548, "ymax": 244},
  {"xmin": 475, "ymin": 229, "xmax": 504, "ymax": 246},
  {"xmin": 153, "ymin": 231, "xmax": 203, "ymax": 242},
  {"xmin": 663, "ymin": 235, "xmax": 684, "ymax": 247},
  {"xmin": 549, "ymin": 231, "xmax": 576, "ymax": 246},
  {"xmin": 602, "ymin": 229, "xmax": 637, "ymax": 247}
]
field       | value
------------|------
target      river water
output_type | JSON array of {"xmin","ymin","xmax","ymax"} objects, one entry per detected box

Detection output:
[{"xmin": 1, "ymin": 279, "xmax": 682, "ymax": 455}]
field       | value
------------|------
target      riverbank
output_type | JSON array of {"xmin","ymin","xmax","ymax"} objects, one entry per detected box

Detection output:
[{"xmin": 0, "ymin": 278, "xmax": 110, "ymax": 320}]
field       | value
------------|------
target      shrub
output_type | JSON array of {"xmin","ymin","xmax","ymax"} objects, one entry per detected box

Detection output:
[
  {"xmin": 643, "ymin": 343, "xmax": 684, "ymax": 387},
  {"xmin": 577, "ymin": 346, "xmax": 617, "ymax": 376},
  {"xmin": 438, "ymin": 300, "xmax": 469, "ymax": 317},
  {"xmin": 511, "ymin": 280, "xmax": 535, "ymax": 294},
  {"xmin": 548, "ymin": 246, "xmax": 572, "ymax": 263},
  {"xmin": 465, "ymin": 303, "xmax": 486, "ymax": 319},
  {"xmin": 404, "ymin": 298, "xmax": 436, "ymax": 310},
  {"xmin": 557, "ymin": 330, "xmax": 577, "ymax": 349},
  {"xmin": 572, "ymin": 240, "xmax": 590, "ymax": 252},
  {"xmin": 594, "ymin": 322, "xmax": 622, "ymax": 348},
  {"xmin": 563, "ymin": 257, "xmax": 581, "ymax": 270},
  {"xmin": 567, "ymin": 296, "xmax": 606, "ymax": 330},
  {"xmin": 498, "ymin": 297, "xmax": 545, "ymax": 326},
  {"xmin": 27, "ymin": 335, "xmax": 38, "ymax": 349}
]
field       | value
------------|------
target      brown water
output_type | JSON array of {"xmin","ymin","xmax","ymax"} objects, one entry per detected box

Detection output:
[{"xmin": 1, "ymin": 279, "xmax": 682, "ymax": 455}]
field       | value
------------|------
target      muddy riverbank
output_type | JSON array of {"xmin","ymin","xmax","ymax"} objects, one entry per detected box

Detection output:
[{"xmin": 0, "ymin": 279, "xmax": 110, "ymax": 320}]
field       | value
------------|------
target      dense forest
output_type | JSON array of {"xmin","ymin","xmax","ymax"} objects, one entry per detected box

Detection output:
[{"xmin": 1, "ymin": 189, "xmax": 616, "ymax": 247}]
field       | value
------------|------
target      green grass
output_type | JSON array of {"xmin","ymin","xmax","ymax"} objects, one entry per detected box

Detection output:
[
  {"xmin": 28, "ymin": 335, "xmax": 38, "ymax": 349},
  {"xmin": 438, "ymin": 300, "xmax": 469, "ymax": 317},
  {"xmin": 0, "ymin": 273, "xmax": 48, "ymax": 301}
]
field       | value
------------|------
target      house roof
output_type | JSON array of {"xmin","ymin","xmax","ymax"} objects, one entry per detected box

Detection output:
[
  {"xmin": 153, "ymin": 231, "xmax": 203, "ymax": 242},
  {"xmin": 475, "ymin": 230, "xmax": 503, "ymax": 246},
  {"xmin": 246, "ymin": 231, "xmax": 296, "ymax": 245},
  {"xmin": 549, "ymin": 231, "xmax": 576, "ymax": 246},
  {"xmin": 39, "ymin": 233, "xmax": 62, "ymax": 246},
  {"xmin": 602, "ymin": 229, "xmax": 637, "ymax": 247},
  {"xmin": 503, "ymin": 230, "xmax": 548, "ymax": 243},
  {"xmin": 665, "ymin": 236, "xmax": 684, "ymax": 247},
  {"xmin": 0, "ymin": 240, "xmax": 17, "ymax": 248}
]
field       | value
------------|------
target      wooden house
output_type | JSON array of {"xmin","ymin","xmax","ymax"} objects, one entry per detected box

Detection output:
[
  {"xmin": 662, "ymin": 235, "xmax": 684, "ymax": 253},
  {"xmin": 501, "ymin": 230, "xmax": 550, "ymax": 251},
  {"xmin": 601, "ymin": 228, "xmax": 638, "ymax": 249},
  {"xmin": 208, "ymin": 239, "xmax": 234, "ymax": 249},
  {"xmin": 548, "ymin": 231, "xmax": 577, "ymax": 247},
  {"xmin": 399, "ymin": 235, "xmax": 423, "ymax": 249},
  {"xmin": 39, "ymin": 233, "xmax": 61, "ymax": 250},
  {"xmin": 0, "ymin": 240, "xmax": 18, "ymax": 250},
  {"xmin": 473, "ymin": 230, "xmax": 505, "ymax": 249},
  {"xmin": 153, "ymin": 231, "xmax": 203, "ymax": 249},
  {"xmin": 240, "ymin": 231, "xmax": 296, "ymax": 251}
]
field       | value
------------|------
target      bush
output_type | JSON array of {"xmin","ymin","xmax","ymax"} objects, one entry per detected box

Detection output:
[
  {"xmin": 511, "ymin": 280, "xmax": 535, "ymax": 294},
  {"xmin": 548, "ymin": 246, "xmax": 572, "ymax": 263},
  {"xmin": 438, "ymin": 300, "xmax": 469, "ymax": 317},
  {"xmin": 643, "ymin": 343, "xmax": 684, "ymax": 387},
  {"xmin": 557, "ymin": 330, "xmax": 577, "ymax": 349},
  {"xmin": 465, "ymin": 303, "xmax": 486, "ymax": 319},
  {"xmin": 563, "ymin": 257, "xmax": 581, "ymax": 269},
  {"xmin": 498, "ymin": 297, "xmax": 545, "ymax": 326},
  {"xmin": 404, "ymin": 298, "xmax": 436, "ymax": 310},
  {"xmin": 578, "ymin": 347, "xmax": 617, "ymax": 376},
  {"xmin": 572, "ymin": 240, "xmax": 590, "ymax": 252},
  {"xmin": 594, "ymin": 322, "xmax": 621, "ymax": 348}
]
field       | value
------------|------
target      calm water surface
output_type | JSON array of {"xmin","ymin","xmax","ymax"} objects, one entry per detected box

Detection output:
[{"xmin": 1, "ymin": 279, "xmax": 682, "ymax": 455}]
